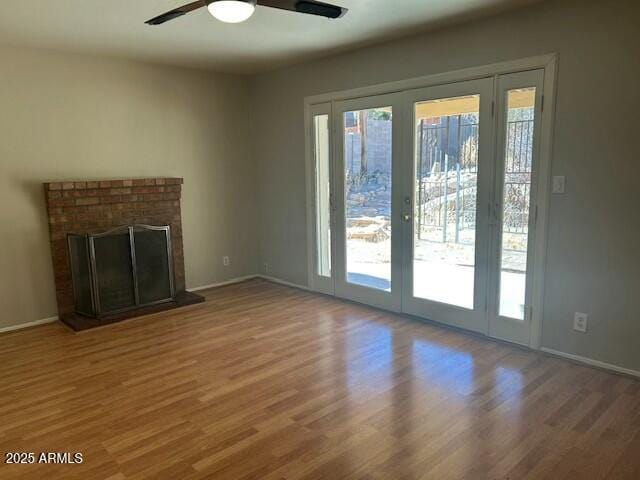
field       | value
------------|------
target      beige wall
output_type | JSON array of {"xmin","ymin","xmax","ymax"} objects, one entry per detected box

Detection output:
[
  {"xmin": 250, "ymin": 0, "xmax": 640, "ymax": 371},
  {"xmin": 0, "ymin": 45, "xmax": 258, "ymax": 329}
]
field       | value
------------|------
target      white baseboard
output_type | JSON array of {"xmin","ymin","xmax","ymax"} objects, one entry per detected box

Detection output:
[
  {"xmin": 255, "ymin": 274, "xmax": 312, "ymax": 291},
  {"xmin": 188, "ymin": 275, "xmax": 259, "ymax": 292},
  {"xmin": 540, "ymin": 347, "xmax": 640, "ymax": 379},
  {"xmin": 188, "ymin": 274, "xmax": 311, "ymax": 293},
  {"xmin": 0, "ymin": 315, "xmax": 59, "ymax": 334}
]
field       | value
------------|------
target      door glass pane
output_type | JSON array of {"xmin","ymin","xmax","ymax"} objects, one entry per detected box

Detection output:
[
  {"xmin": 499, "ymin": 88, "xmax": 536, "ymax": 319},
  {"xmin": 344, "ymin": 107, "xmax": 392, "ymax": 291},
  {"xmin": 413, "ymin": 95, "xmax": 480, "ymax": 309},
  {"xmin": 314, "ymin": 114, "xmax": 331, "ymax": 277}
]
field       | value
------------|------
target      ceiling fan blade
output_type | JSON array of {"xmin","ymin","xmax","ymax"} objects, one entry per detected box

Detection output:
[
  {"xmin": 258, "ymin": 0, "xmax": 347, "ymax": 19},
  {"xmin": 145, "ymin": 1, "xmax": 208, "ymax": 25}
]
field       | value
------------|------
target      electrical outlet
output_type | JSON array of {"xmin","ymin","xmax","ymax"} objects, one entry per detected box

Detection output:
[
  {"xmin": 573, "ymin": 312, "xmax": 588, "ymax": 333},
  {"xmin": 263, "ymin": 262, "xmax": 269, "ymax": 273},
  {"xmin": 223, "ymin": 256, "xmax": 230, "ymax": 267},
  {"xmin": 552, "ymin": 176, "xmax": 566, "ymax": 194}
]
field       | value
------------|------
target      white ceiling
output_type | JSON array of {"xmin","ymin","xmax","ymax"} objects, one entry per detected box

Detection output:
[{"xmin": 0, "ymin": 0, "xmax": 543, "ymax": 74}]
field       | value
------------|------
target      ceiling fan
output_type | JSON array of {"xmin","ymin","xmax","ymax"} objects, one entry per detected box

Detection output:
[{"xmin": 146, "ymin": 0, "xmax": 348, "ymax": 25}]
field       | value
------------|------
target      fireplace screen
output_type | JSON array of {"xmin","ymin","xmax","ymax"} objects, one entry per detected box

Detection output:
[{"xmin": 68, "ymin": 225, "xmax": 175, "ymax": 317}]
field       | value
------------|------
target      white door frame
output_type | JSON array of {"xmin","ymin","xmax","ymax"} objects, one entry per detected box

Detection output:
[{"xmin": 304, "ymin": 54, "xmax": 557, "ymax": 349}]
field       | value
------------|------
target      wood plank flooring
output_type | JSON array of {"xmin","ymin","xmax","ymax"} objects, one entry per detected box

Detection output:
[{"xmin": 1, "ymin": 279, "xmax": 639, "ymax": 479}]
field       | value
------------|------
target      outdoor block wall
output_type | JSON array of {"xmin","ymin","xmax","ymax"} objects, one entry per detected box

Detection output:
[{"xmin": 43, "ymin": 178, "xmax": 186, "ymax": 317}]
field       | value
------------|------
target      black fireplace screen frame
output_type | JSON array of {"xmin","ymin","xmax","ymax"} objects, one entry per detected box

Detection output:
[{"xmin": 67, "ymin": 224, "xmax": 176, "ymax": 317}]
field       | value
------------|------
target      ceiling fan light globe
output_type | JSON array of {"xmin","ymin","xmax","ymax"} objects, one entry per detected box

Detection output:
[{"xmin": 207, "ymin": 0, "xmax": 256, "ymax": 23}]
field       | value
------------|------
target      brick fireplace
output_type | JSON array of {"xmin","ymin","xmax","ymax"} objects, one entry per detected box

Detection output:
[{"xmin": 44, "ymin": 178, "xmax": 203, "ymax": 330}]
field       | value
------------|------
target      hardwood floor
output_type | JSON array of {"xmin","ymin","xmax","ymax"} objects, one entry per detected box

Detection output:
[{"xmin": 1, "ymin": 279, "xmax": 639, "ymax": 479}]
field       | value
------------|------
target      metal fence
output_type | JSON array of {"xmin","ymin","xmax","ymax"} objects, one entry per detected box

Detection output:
[
  {"xmin": 416, "ymin": 115, "xmax": 534, "ymax": 249},
  {"xmin": 502, "ymin": 119, "xmax": 533, "ymax": 237}
]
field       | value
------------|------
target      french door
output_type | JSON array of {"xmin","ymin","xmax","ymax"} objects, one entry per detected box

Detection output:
[
  {"xmin": 332, "ymin": 93, "xmax": 404, "ymax": 311},
  {"xmin": 488, "ymin": 69, "xmax": 545, "ymax": 345},
  {"xmin": 309, "ymin": 69, "xmax": 546, "ymax": 346},
  {"xmin": 401, "ymin": 78, "xmax": 494, "ymax": 334}
]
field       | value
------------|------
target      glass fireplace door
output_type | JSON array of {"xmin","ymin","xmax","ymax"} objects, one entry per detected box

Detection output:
[
  {"xmin": 92, "ymin": 230, "xmax": 137, "ymax": 314},
  {"xmin": 69, "ymin": 224, "xmax": 176, "ymax": 317},
  {"xmin": 133, "ymin": 225, "xmax": 175, "ymax": 306}
]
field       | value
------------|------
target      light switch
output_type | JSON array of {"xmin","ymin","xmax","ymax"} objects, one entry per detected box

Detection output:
[{"xmin": 552, "ymin": 176, "xmax": 566, "ymax": 194}]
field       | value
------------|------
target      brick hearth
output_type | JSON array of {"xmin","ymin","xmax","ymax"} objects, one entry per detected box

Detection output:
[{"xmin": 43, "ymin": 178, "xmax": 187, "ymax": 320}]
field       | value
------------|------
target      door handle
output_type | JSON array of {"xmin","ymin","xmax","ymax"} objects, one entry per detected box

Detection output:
[{"xmin": 402, "ymin": 214, "xmax": 411, "ymax": 222}]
